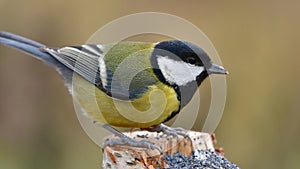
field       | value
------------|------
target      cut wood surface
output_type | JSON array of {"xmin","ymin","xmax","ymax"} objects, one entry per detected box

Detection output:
[{"xmin": 102, "ymin": 130, "xmax": 215, "ymax": 169}]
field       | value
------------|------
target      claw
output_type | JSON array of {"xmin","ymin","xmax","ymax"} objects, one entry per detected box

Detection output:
[
  {"xmin": 147, "ymin": 124, "xmax": 189, "ymax": 138},
  {"xmin": 102, "ymin": 124, "xmax": 163, "ymax": 154},
  {"xmin": 103, "ymin": 136, "xmax": 162, "ymax": 154}
]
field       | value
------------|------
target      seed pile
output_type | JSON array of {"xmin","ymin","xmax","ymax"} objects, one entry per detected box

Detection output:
[{"xmin": 163, "ymin": 150, "xmax": 240, "ymax": 169}]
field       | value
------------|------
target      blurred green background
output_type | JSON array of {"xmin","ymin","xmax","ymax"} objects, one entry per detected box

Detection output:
[{"xmin": 1, "ymin": 0, "xmax": 300, "ymax": 168}]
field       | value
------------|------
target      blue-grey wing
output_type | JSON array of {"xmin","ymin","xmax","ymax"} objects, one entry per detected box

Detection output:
[{"xmin": 44, "ymin": 44, "xmax": 152, "ymax": 100}]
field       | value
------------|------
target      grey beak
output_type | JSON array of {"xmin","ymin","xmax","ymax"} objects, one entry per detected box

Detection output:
[{"xmin": 207, "ymin": 63, "xmax": 228, "ymax": 75}]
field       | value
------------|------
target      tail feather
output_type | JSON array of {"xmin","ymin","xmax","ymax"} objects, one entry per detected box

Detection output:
[
  {"xmin": 0, "ymin": 31, "xmax": 74, "ymax": 86},
  {"xmin": 0, "ymin": 31, "xmax": 45, "ymax": 48}
]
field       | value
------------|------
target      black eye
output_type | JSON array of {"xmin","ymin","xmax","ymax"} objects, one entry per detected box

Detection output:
[{"xmin": 186, "ymin": 57, "xmax": 196, "ymax": 64}]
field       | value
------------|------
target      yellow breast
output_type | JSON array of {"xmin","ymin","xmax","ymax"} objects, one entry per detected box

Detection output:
[{"xmin": 72, "ymin": 75, "xmax": 180, "ymax": 128}]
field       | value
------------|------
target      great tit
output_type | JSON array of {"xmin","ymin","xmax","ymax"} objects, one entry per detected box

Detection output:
[{"xmin": 0, "ymin": 32, "xmax": 227, "ymax": 134}]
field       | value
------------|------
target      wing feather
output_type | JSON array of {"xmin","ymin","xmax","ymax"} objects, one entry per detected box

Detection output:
[
  {"xmin": 44, "ymin": 45, "xmax": 103, "ymax": 88},
  {"xmin": 43, "ymin": 42, "xmax": 157, "ymax": 100}
]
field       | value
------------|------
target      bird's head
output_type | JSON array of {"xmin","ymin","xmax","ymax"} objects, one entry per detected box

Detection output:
[
  {"xmin": 151, "ymin": 40, "xmax": 227, "ymax": 87},
  {"xmin": 151, "ymin": 40, "xmax": 228, "ymax": 106}
]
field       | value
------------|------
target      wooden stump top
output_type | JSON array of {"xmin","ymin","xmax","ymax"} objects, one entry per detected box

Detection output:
[{"xmin": 102, "ymin": 130, "xmax": 215, "ymax": 168}]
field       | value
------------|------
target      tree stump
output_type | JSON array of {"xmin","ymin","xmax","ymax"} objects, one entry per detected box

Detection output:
[{"xmin": 102, "ymin": 130, "xmax": 216, "ymax": 168}]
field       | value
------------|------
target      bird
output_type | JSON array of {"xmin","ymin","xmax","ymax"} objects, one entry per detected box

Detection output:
[{"xmin": 0, "ymin": 32, "xmax": 227, "ymax": 150}]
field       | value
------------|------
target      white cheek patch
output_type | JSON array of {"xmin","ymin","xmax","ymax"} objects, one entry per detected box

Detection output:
[{"xmin": 157, "ymin": 56, "xmax": 204, "ymax": 86}]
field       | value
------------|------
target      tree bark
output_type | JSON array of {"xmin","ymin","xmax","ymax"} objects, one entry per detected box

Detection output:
[{"xmin": 102, "ymin": 130, "xmax": 216, "ymax": 168}]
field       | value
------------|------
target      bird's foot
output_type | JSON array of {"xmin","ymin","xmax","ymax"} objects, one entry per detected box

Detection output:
[
  {"xmin": 146, "ymin": 123, "xmax": 189, "ymax": 138},
  {"xmin": 103, "ymin": 136, "xmax": 162, "ymax": 153},
  {"xmin": 102, "ymin": 124, "xmax": 162, "ymax": 154}
]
